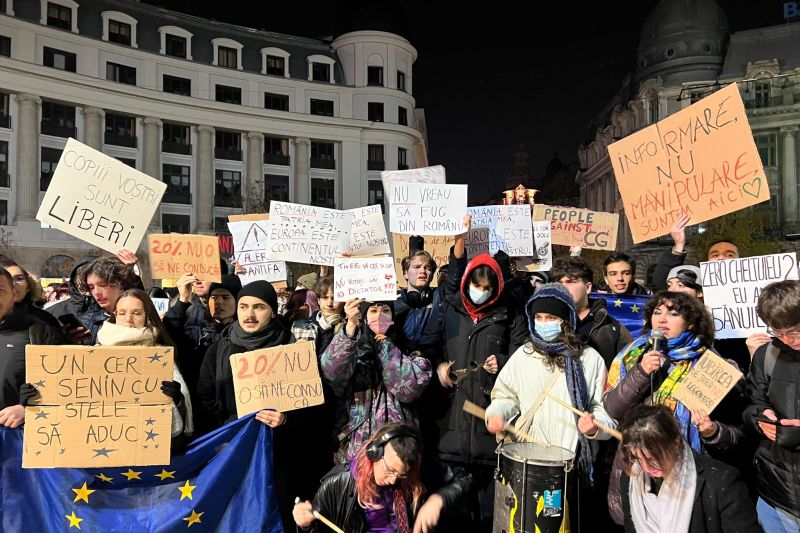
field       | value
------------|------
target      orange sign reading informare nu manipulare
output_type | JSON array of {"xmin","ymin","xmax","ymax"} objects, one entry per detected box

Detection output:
[{"xmin": 608, "ymin": 83, "xmax": 769, "ymax": 243}]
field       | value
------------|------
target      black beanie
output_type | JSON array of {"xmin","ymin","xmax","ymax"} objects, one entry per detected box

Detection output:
[
  {"xmin": 237, "ymin": 280, "xmax": 278, "ymax": 314},
  {"xmin": 208, "ymin": 275, "xmax": 242, "ymax": 300},
  {"xmin": 529, "ymin": 296, "xmax": 572, "ymax": 323}
]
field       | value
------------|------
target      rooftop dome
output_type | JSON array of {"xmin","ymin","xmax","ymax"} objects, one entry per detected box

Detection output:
[{"xmin": 636, "ymin": 0, "xmax": 729, "ymax": 85}]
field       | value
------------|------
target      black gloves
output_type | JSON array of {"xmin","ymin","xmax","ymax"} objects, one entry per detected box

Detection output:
[
  {"xmin": 19, "ymin": 383, "xmax": 40, "ymax": 406},
  {"xmin": 160, "ymin": 380, "xmax": 184, "ymax": 406}
]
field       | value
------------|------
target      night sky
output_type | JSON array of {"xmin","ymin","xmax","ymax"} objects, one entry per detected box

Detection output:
[{"xmin": 142, "ymin": 0, "xmax": 789, "ymax": 202}]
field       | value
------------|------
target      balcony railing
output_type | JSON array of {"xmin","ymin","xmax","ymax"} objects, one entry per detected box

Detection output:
[
  {"xmin": 162, "ymin": 140, "xmax": 192, "ymax": 155},
  {"xmin": 367, "ymin": 160, "xmax": 385, "ymax": 171},
  {"xmin": 162, "ymin": 191, "xmax": 191, "ymax": 204},
  {"xmin": 263, "ymin": 153, "xmax": 290, "ymax": 165},
  {"xmin": 398, "ymin": 164, "xmax": 409, "ymax": 170},
  {"xmin": 105, "ymin": 133, "xmax": 137, "ymax": 148},
  {"xmin": 214, "ymin": 195, "xmax": 242, "ymax": 208},
  {"xmin": 310, "ymin": 157, "xmax": 335, "ymax": 170},
  {"xmin": 214, "ymin": 147, "xmax": 242, "ymax": 161},
  {"xmin": 41, "ymin": 122, "xmax": 76, "ymax": 138}
]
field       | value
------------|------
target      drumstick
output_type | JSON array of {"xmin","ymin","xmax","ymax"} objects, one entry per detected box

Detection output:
[
  {"xmin": 462, "ymin": 400, "xmax": 549, "ymax": 447},
  {"xmin": 544, "ymin": 393, "xmax": 623, "ymax": 441},
  {"xmin": 294, "ymin": 498, "xmax": 346, "ymax": 533}
]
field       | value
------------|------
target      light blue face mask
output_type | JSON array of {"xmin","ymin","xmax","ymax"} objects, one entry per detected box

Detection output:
[
  {"xmin": 534, "ymin": 320, "xmax": 563, "ymax": 341},
  {"xmin": 468, "ymin": 285, "xmax": 492, "ymax": 305}
]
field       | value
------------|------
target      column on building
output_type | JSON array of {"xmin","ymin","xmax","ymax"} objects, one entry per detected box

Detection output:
[
  {"xmin": 293, "ymin": 137, "xmax": 311, "ymax": 205},
  {"xmin": 196, "ymin": 125, "xmax": 215, "ymax": 233},
  {"xmin": 605, "ymin": 175, "xmax": 614, "ymax": 214},
  {"xmin": 246, "ymin": 131, "xmax": 264, "ymax": 211},
  {"xmin": 143, "ymin": 117, "xmax": 162, "ymax": 230},
  {"xmin": 15, "ymin": 94, "xmax": 41, "ymax": 222},
  {"xmin": 82, "ymin": 107, "xmax": 105, "ymax": 150},
  {"xmin": 782, "ymin": 127, "xmax": 799, "ymax": 233}
]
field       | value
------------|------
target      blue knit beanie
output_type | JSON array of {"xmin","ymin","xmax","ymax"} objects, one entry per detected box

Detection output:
[{"xmin": 526, "ymin": 282, "xmax": 577, "ymax": 331}]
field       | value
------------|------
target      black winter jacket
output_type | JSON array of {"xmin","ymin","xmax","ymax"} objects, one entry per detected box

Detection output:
[
  {"xmin": 437, "ymin": 254, "xmax": 528, "ymax": 466},
  {"xmin": 744, "ymin": 339, "xmax": 800, "ymax": 518},
  {"xmin": 578, "ymin": 297, "xmax": 633, "ymax": 368},
  {"xmin": 620, "ymin": 451, "xmax": 760, "ymax": 533}
]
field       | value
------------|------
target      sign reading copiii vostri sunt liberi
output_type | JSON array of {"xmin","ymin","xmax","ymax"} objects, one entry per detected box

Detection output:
[
  {"xmin": 608, "ymin": 83, "xmax": 769, "ymax": 243},
  {"xmin": 36, "ymin": 138, "xmax": 166, "ymax": 254}
]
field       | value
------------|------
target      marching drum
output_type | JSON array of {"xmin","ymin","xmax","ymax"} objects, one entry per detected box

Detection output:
[{"xmin": 493, "ymin": 442, "xmax": 575, "ymax": 533}]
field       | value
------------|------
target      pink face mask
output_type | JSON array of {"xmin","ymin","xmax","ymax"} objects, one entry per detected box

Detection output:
[{"xmin": 368, "ymin": 312, "xmax": 394, "ymax": 335}]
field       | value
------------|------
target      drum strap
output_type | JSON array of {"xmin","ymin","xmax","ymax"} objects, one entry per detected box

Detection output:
[{"xmin": 510, "ymin": 371, "xmax": 561, "ymax": 443}]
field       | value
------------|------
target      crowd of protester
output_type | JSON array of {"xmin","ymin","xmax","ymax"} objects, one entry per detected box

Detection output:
[{"xmin": 1, "ymin": 211, "xmax": 798, "ymax": 532}]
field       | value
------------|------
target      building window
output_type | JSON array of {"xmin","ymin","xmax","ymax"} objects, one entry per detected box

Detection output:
[
  {"xmin": 368, "ymin": 102, "xmax": 384, "ymax": 122},
  {"xmin": 754, "ymin": 82, "xmax": 771, "ymax": 108},
  {"xmin": 215, "ymin": 169, "xmax": 242, "ymax": 207},
  {"xmin": 0, "ymin": 93, "xmax": 8, "ymax": 128},
  {"xmin": 264, "ymin": 137, "xmax": 289, "ymax": 165},
  {"xmin": 368, "ymin": 181, "xmax": 384, "ymax": 213},
  {"xmin": 265, "ymin": 174, "xmax": 289, "ymax": 203},
  {"xmin": 367, "ymin": 66, "xmax": 383, "ymax": 86},
  {"xmin": 310, "ymin": 142, "xmax": 335, "ymax": 169},
  {"xmin": 311, "ymin": 62, "xmax": 330, "ymax": 82},
  {"xmin": 215, "ymin": 130, "xmax": 241, "ymax": 160},
  {"xmin": 165, "ymin": 34, "xmax": 187, "ymax": 58},
  {"xmin": 0, "ymin": 140, "xmax": 8, "ymax": 187},
  {"xmin": 311, "ymin": 178, "xmax": 335, "ymax": 208},
  {"xmin": 755, "ymin": 133, "xmax": 777, "ymax": 167},
  {"xmin": 41, "ymin": 147, "xmax": 62, "ymax": 191},
  {"xmin": 0, "ymin": 200, "xmax": 6, "ymax": 224},
  {"xmin": 397, "ymin": 71, "xmax": 406, "ymax": 92},
  {"xmin": 689, "ymin": 90, "xmax": 709, "ymax": 104},
  {"xmin": 264, "ymin": 92, "xmax": 289, "ymax": 111},
  {"xmin": 266, "ymin": 55, "xmax": 285, "ymax": 76},
  {"xmin": 398, "ymin": 106, "xmax": 408, "ymax": 126},
  {"xmin": 217, "ymin": 46, "xmax": 238, "ymax": 69},
  {"xmin": 215, "ymin": 85, "xmax": 241, "ymax": 105},
  {"xmin": 214, "ymin": 217, "xmax": 230, "ymax": 234},
  {"xmin": 163, "ymin": 74, "xmax": 191, "ymax": 96},
  {"xmin": 41, "ymin": 101, "xmax": 75, "ymax": 137},
  {"xmin": 105, "ymin": 112, "xmax": 136, "ymax": 147},
  {"xmin": 367, "ymin": 144, "xmax": 385, "ymax": 171},
  {"xmin": 162, "ymin": 164, "xmax": 191, "ymax": 203},
  {"xmin": 47, "ymin": 2, "xmax": 71, "ymax": 30},
  {"xmin": 116, "ymin": 157, "xmax": 136, "ymax": 168},
  {"xmin": 647, "ymin": 94, "xmax": 658, "ymax": 125},
  {"xmin": 0, "ymin": 36, "xmax": 9, "ymax": 58},
  {"xmin": 108, "ymin": 20, "xmax": 132, "ymax": 46},
  {"xmin": 309, "ymin": 98, "xmax": 334, "ymax": 117},
  {"xmin": 162, "ymin": 213, "xmax": 190, "ymax": 234},
  {"xmin": 106, "ymin": 62, "xmax": 136, "ymax": 85},
  {"xmin": 43, "ymin": 47, "xmax": 76, "ymax": 71},
  {"xmin": 398, "ymin": 147, "xmax": 408, "ymax": 170},
  {"xmin": 162, "ymin": 122, "xmax": 191, "ymax": 155}
]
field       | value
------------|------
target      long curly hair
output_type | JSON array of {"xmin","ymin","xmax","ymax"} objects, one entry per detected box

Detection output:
[{"xmin": 642, "ymin": 291, "xmax": 715, "ymax": 344}]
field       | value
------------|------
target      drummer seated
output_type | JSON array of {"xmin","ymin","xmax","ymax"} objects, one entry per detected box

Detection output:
[{"xmin": 293, "ymin": 422, "xmax": 471, "ymax": 533}]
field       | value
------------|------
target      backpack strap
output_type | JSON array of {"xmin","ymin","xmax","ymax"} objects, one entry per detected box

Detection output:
[{"xmin": 764, "ymin": 342, "xmax": 779, "ymax": 381}]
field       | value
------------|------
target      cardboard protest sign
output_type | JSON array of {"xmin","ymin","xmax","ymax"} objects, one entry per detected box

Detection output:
[
  {"xmin": 333, "ymin": 257, "xmax": 397, "ymax": 302},
  {"xmin": 230, "ymin": 341, "xmax": 324, "ymax": 417},
  {"xmin": 609, "ymin": 83, "xmax": 769, "ymax": 243},
  {"xmin": 148, "ymin": 234, "xmax": 222, "ymax": 282},
  {"xmin": 36, "ymin": 138, "xmax": 166, "ymax": 254},
  {"xmin": 701, "ymin": 252, "xmax": 799, "ymax": 339},
  {"xmin": 672, "ymin": 352, "xmax": 744, "ymax": 413},
  {"xmin": 228, "ymin": 218, "xmax": 288, "ymax": 284},
  {"xmin": 266, "ymin": 201, "xmax": 352, "ymax": 266},
  {"xmin": 533, "ymin": 204, "xmax": 618, "ymax": 251},
  {"xmin": 516, "ymin": 221, "xmax": 553, "ymax": 272},
  {"xmin": 380, "ymin": 165, "xmax": 446, "ymax": 194},
  {"xmin": 389, "ymin": 183, "xmax": 468, "ymax": 235},
  {"xmin": 466, "ymin": 204, "xmax": 533, "ymax": 257},
  {"xmin": 391, "ymin": 233, "xmax": 454, "ymax": 288},
  {"xmin": 23, "ymin": 345, "xmax": 174, "ymax": 467},
  {"xmin": 348, "ymin": 205, "xmax": 391, "ymax": 256}
]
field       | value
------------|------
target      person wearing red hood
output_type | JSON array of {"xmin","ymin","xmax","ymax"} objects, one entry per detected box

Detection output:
[{"xmin": 434, "ymin": 252, "xmax": 528, "ymax": 531}]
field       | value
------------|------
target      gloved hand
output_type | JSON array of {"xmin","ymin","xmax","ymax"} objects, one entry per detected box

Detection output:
[
  {"xmin": 19, "ymin": 383, "xmax": 40, "ymax": 406},
  {"xmin": 160, "ymin": 380, "xmax": 184, "ymax": 406}
]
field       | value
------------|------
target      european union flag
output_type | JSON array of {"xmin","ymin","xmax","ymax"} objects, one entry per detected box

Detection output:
[
  {"xmin": 0, "ymin": 415, "xmax": 282, "ymax": 532},
  {"xmin": 589, "ymin": 292, "xmax": 651, "ymax": 338}
]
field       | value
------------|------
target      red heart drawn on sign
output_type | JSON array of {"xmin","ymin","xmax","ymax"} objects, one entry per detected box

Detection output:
[{"xmin": 742, "ymin": 177, "xmax": 762, "ymax": 198}]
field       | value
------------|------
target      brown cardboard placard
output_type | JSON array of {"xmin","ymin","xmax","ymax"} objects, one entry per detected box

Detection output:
[
  {"xmin": 532, "ymin": 204, "xmax": 618, "ymax": 251},
  {"xmin": 392, "ymin": 233, "xmax": 455, "ymax": 288},
  {"xmin": 608, "ymin": 83, "xmax": 769, "ymax": 243},
  {"xmin": 671, "ymin": 351, "xmax": 744, "ymax": 414},
  {"xmin": 148, "ymin": 233, "xmax": 222, "ymax": 282},
  {"xmin": 230, "ymin": 341, "xmax": 324, "ymax": 417},
  {"xmin": 228, "ymin": 213, "xmax": 270, "ymax": 222}
]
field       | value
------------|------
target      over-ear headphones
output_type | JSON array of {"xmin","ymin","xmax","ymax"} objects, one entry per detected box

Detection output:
[
  {"xmin": 405, "ymin": 288, "xmax": 433, "ymax": 309},
  {"xmin": 365, "ymin": 427, "xmax": 420, "ymax": 461}
]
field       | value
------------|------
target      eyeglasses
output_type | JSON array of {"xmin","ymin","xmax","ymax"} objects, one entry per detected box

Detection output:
[
  {"xmin": 11, "ymin": 274, "xmax": 27, "ymax": 284},
  {"xmin": 767, "ymin": 326, "xmax": 800, "ymax": 340},
  {"xmin": 380, "ymin": 457, "xmax": 407, "ymax": 480},
  {"xmin": 114, "ymin": 310, "xmax": 144, "ymax": 319}
]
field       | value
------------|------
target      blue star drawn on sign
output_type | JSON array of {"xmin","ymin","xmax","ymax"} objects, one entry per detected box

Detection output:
[
  {"xmin": 145, "ymin": 418, "xmax": 155, "ymax": 425},
  {"xmin": 93, "ymin": 448, "xmax": 116, "ymax": 458},
  {"xmin": 145, "ymin": 430, "xmax": 159, "ymax": 441},
  {"xmin": 148, "ymin": 353, "xmax": 163, "ymax": 363},
  {"xmin": 34, "ymin": 380, "xmax": 45, "ymax": 388},
  {"xmin": 35, "ymin": 410, "xmax": 49, "ymax": 419}
]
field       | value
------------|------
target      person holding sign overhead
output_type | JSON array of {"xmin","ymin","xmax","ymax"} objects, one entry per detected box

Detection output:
[{"xmin": 605, "ymin": 291, "xmax": 748, "ymax": 524}]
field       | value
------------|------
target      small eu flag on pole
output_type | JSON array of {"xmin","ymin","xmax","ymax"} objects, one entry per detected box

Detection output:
[{"xmin": 589, "ymin": 292, "xmax": 651, "ymax": 338}]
